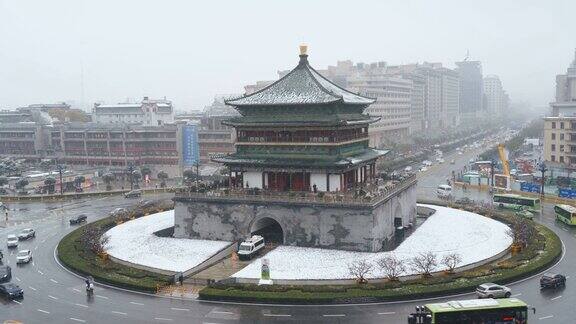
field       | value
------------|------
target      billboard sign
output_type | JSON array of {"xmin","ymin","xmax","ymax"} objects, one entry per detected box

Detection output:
[
  {"xmin": 520, "ymin": 182, "xmax": 541, "ymax": 193},
  {"xmin": 558, "ymin": 188, "xmax": 576, "ymax": 199},
  {"xmin": 494, "ymin": 174, "xmax": 510, "ymax": 190},
  {"xmin": 182, "ymin": 124, "xmax": 199, "ymax": 167}
]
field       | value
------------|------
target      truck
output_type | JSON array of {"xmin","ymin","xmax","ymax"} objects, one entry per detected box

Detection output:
[{"xmin": 237, "ymin": 235, "xmax": 265, "ymax": 260}]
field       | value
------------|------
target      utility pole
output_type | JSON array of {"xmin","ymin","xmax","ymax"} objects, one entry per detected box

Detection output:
[
  {"xmin": 127, "ymin": 163, "xmax": 135, "ymax": 190},
  {"xmin": 195, "ymin": 160, "xmax": 200, "ymax": 188},
  {"xmin": 56, "ymin": 163, "xmax": 65, "ymax": 195},
  {"xmin": 539, "ymin": 162, "xmax": 548, "ymax": 197}
]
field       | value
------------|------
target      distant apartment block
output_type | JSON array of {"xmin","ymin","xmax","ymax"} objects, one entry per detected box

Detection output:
[
  {"xmin": 93, "ymin": 96, "xmax": 174, "ymax": 126},
  {"xmin": 456, "ymin": 60, "xmax": 484, "ymax": 123},
  {"xmin": 483, "ymin": 75, "xmax": 509, "ymax": 117}
]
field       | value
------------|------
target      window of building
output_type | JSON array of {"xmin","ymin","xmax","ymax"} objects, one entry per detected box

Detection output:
[
  {"xmin": 561, "ymin": 122, "xmax": 565, "ymax": 129},
  {"xmin": 561, "ymin": 144, "xmax": 565, "ymax": 152},
  {"xmin": 561, "ymin": 133, "xmax": 565, "ymax": 140},
  {"xmin": 552, "ymin": 133, "xmax": 556, "ymax": 140},
  {"xmin": 551, "ymin": 155, "xmax": 556, "ymax": 162},
  {"xmin": 551, "ymin": 144, "xmax": 556, "ymax": 151},
  {"xmin": 560, "ymin": 156, "xmax": 565, "ymax": 163},
  {"xmin": 552, "ymin": 122, "xmax": 556, "ymax": 129}
]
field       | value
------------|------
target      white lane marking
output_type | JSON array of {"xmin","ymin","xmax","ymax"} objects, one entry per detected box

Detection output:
[
  {"xmin": 263, "ymin": 314, "xmax": 291, "ymax": 317},
  {"xmin": 48, "ymin": 295, "xmax": 59, "ymax": 300},
  {"xmin": 154, "ymin": 318, "xmax": 173, "ymax": 321},
  {"xmin": 512, "ymin": 293, "xmax": 522, "ymax": 297},
  {"xmin": 378, "ymin": 311, "xmax": 396, "ymax": 315},
  {"xmin": 111, "ymin": 311, "xmax": 128, "ymax": 315},
  {"xmin": 211, "ymin": 311, "xmax": 233, "ymax": 314},
  {"xmin": 12, "ymin": 299, "xmax": 22, "ymax": 305},
  {"xmin": 28, "ymin": 285, "xmax": 37, "ymax": 291},
  {"xmin": 551, "ymin": 295, "xmax": 562, "ymax": 300},
  {"xmin": 50, "ymin": 278, "xmax": 59, "ymax": 284},
  {"xmin": 72, "ymin": 288, "xmax": 81, "ymax": 293},
  {"xmin": 562, "ymin": 228, "xmax": 568, "ymax": 232},
  {"xmin": 75, "ymin": 303, "xmax": 89, "ymax": 308},
  {"xmin": 38, "ymin": 270, "xmax": 44, "ymax": 275},
  {"xmin": 41, "ymin": 239, "xmax": 46, "ymax": 243},
  {"xmin": 539, "ymin": 315, "xmax": 554, "ymax": 320},
  {"xmin": 15, "ymin": 276, "xmax": 21, "ymax": 282},
  {"xmin": 37, "ymin": 309, "xmax": 50, "ymax": 314},
  {"xmin": 323, "ymin": 314, "xmax": 346, "ymax": 317},
  {"xmin": 35, "ymin": 245, "xmax": 38, "ymax": 250},
  {"xmin": 96, "ymin": 294, "xmax": 109, "ymax": 299},
  {"xmin": 70, "ymin": 318, "xmax": 86, "ymax": 323},
  {"xmin": 171, "ymin": 307, "xmax": 190, "ymax": 311},
  {"xmin": 130, "ymin": 301, "xmax": 144, "ymax": 305}
]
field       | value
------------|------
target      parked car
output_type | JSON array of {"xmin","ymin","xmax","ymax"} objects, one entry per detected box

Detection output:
[
  {"xmin": 17, "ymin": 228, "xmax": 35, "ymax": 240},
  {"xmin": 0, "ymin": 265, "xmax": 12, "ymax": 283},
  {"xmin": 476, "ymin": 283, "xmax": 511, "ymax": 299},
  {"xmin": 16, "ymin": 250, "xmax": 32, "ymax": 264},
  {"xmin": 124, "ymin": 189, "xmax": 142, "ymax": 199},
  {"xmin": 6, "ymin": 235, "xmax": 18, "ymax": 248},
  {"xmin": 238, "ymin": 235, "xmax": 265, "ymax": 260},
  {"xmin": 69, "ymin": 214, "xmax": 87, "ymax": 225},
  {"xmin": 0, "ymin": 283, "xmax": 23, "ymax": 299},
  {"xmin": 540, "ymin": 273, "xmax": 566, "ymax": 289}
]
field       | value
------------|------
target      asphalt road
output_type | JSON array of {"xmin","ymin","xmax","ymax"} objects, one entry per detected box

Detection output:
[{"xmin": 0, "ymin": 145, "xmax": 574, "ymax": 323}]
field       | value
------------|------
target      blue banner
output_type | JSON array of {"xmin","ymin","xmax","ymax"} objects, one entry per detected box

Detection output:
[
  {"xmin": 558, "ymin": 188, "xmax": 576, "ymax": 199},
  {"xmin": 520, "ymin": 182, "xmax": 540, "ymax": 193},
  {"xmin": 182, "ymin": 124, "xmax": 199, "ymax": 167}
]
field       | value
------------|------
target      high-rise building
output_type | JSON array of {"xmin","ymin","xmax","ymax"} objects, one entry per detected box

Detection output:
[
  {"xmin": 544, "ymin": 50, "xmax": 576, "ymax": 167},
  {"xmin": 93, "ymin": 96, "xmax": 174, "ymax": 126},
  {"xmin": 456, "ymin": 60, "xmax": 484, "ymax": 123},
  {"xmin": 483, "ymin": 75, "xmax": 509, "ymax": 117}
]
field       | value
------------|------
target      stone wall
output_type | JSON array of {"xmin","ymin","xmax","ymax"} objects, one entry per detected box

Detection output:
[{"xmin": 174, "ymin": 182, "xmax": 416, "ymax": 252}]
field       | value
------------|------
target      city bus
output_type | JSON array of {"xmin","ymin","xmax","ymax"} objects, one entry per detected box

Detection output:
[
  {"xmin": 408, "ymin": 298, "xmax": 534, "ymax": 323},
  {"xmin": 492, "ymin": 193, "xmax": 541, "ymax": 212},
  {"xmin": 554, "ymin": 204, "xmax": 576, "ymax": 225}
]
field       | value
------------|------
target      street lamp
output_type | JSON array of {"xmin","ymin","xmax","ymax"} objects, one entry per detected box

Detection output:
[
  {"xmin": 56, "ymin": 163, "xmax": 65, "ymax": 195},
  {"xmin": 127, "ymin": 163, "xmax": 135, "ymax": 190},
  {"xmin": 490, "ymin": 159, "xmax": 496, "ymax": 188},
  {"xmin": 539, "ymin": 162, "xmax": 548, "ymax": 197}
]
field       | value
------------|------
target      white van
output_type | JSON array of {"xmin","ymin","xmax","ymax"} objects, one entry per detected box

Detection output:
[
  {"xmin": 238, "ymin": 235, "xmax": 265, "ymax": 260},
  {"xmin": 436, "ymin": 184, "xmax": 452, "ymax": 198}
]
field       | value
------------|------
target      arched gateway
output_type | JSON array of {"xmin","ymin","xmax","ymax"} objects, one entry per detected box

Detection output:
[{"xmin": 250, "ymin": 217, "xmax": 284, "ymax": 244}]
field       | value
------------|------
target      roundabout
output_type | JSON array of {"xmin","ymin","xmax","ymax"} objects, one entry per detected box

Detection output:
[{"xmin": 0, "ymin": 146, "xmax": 574, "ymax": 323}]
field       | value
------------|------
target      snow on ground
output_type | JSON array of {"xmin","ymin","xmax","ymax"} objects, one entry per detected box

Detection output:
[
  {"xmin": 232, "ymin": 204, "xmax": 512, "ymax": 280},
  {"xmin": 104, "ymin": 210, "xmax": 230, "ymax": 273}
]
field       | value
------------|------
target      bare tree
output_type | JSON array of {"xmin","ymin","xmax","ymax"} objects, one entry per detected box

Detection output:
[
  {"xmin": 348, "ymin": 259, "xmax": 373, "ymax": 284},
  {"xmin": 377, "ymin": 254, "xmax": 406, "ymax": 281},
  {"xmin": 441, "ymin": 253, "xmax": 462, "ymax": 274},
  {"xmin": 410, "ymin": 251, "xmax": 438, "ymax": 277},
  {"xmin": 506, "ymin": 217, "xmax": 534, "ymax": 248}
]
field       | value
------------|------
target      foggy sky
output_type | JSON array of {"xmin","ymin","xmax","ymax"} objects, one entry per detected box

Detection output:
[{"xmin": 0, "ymin": 0, "xmax": 574, "ymax": 112}]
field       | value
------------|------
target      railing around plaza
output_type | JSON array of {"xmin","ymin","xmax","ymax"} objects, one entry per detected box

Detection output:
[{"xmin": 175, "ymin": 174, "xmax": 416, "ymax": 208}]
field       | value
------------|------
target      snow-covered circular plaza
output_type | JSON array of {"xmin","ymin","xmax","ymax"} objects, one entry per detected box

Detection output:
[{"xmin": 104, "ymin": 204, "xmax": 512, "ymax": 281}]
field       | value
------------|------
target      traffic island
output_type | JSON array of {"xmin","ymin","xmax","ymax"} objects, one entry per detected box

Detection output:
[{"xmin": 198, "ymin": 202, "xmax": 562, "ymax": 304}]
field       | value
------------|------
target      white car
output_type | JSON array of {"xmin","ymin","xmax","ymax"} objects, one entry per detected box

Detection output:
[
  {"xmin": 6, "ymin": 235, "xmax": 18, "ymax": 248},
  {"xmin": 16, "ymin": 250, "xmax": 32, "ymax": 264},
  {"xmin": 419, "ymin": 166, "xmax": 428, "ymax": 172},
  {"xmin": 436, "ymin": 184, "xmax": 452, "ymax": 198},
  {"xmin": 17, "ymin": 228, "xmax": 35, "ymax": 240},
  {"xmin": 476, "ymin": 283, "xmax": 511, "ymax": 299},
  {"xmin": 237, "ymin": 235, "xmax": 265, "ymax": 260},
  {"xmin": 404, "ymin": 166, "xmax": 413, "ymax": 172}
]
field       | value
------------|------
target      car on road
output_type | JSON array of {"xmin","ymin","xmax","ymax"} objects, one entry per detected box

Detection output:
[
  {"xmin": 476, "ymin": 283, "xmax": 511, "ymax": 299},
  {"xmin": 17, "ymin": 228, "xmax": 35, "ymax": 240},
  {"xmin": 404, "ymin": 166, "xmax": 413, "ymax": 172},
  {"xmin": 450, "ymin": 159, "xmax": 455, "ymax": 164},
  {"xmin": 0, "ymin": 265, "xmax": 12, "ymax": 283},
  {"xmin": 0, "ymin": 283, "xmax": 23, "ymax": 299},
  {"xmin": 69, "ymin": 214, "xmax": 87, "ymax": 225},
  {"xmin": 238, "ymin": 235, "xmax": 265, "ymax": 260},
  {"xmin": 436, "ymin": 184, "xmax": 452, "ymax": 198},
  {"xmin": 16, "ymin": 250, "xmax": 32, "ymax": 264},
  {"xmin": 540, "ymin": 273, "xmax": 566, "ymax": 289},
  {"xmin": 419, "ymin": 166, "xmax": 428, "ymax": 172},
  {"xmin": 6, "ymin": 235, "xmax": 18, "ymax": 248},
  {"xmin": 124, "ymin": 189, "xmax": 142, "ymax": 198},
  {"xmin": 515, "ymin": 209, "xmax": 534, "ymax": 220}
]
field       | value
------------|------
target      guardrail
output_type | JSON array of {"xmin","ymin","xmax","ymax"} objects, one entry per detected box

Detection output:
[
  {"xmin": 175, "ymin": 175, "xmax": 416, "ymax": 208},
  {"xmin": 0, "ymin": 186, "xmax": 180, "ymax": 202}
]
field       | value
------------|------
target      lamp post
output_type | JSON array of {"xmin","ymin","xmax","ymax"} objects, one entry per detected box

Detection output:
[
  {"xmin": 56, "ymin": 163, "xmax": 65, "ymax": 195},
  {"xmin": 127, "ymin": 163, "xmax": 135, "ymax": 190},
  {"xmin": 490, "ymin": 159, "xmax": 496, "ymax": 188},
  {"xmin": 539, "ymin": 162, "xmax": 548, "ymax": 197}
]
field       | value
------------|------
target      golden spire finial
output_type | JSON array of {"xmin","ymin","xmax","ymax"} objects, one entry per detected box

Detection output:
[{"xmin": 299, "ymin": 44, "xmax": 308, "ymax": 55}]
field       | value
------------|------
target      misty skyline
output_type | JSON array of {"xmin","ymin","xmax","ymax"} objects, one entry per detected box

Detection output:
[{"xmin": 0, "ymin": 0, "xmax": 574, "ymax": 112}]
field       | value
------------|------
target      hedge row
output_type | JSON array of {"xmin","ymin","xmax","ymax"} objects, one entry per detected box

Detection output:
[
  {"xmin": 199, "ymin": 203, "xmax": 562, "ymax": 304},
  {"xmin": 57, "ymin": 209, "xmax": 173, "ymax": 293}
]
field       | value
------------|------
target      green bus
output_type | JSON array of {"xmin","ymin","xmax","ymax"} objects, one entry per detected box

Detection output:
[
  {"xmin": 408, "ymin": 298, "xmax": 534, "ymax": 323},
  {"xmin": 554, "ymin": 204, "xmax": 576, "ymax": 225},
  {"xmin": 493, "ymin": 193, "xmax": 541, "ymax": 212}
]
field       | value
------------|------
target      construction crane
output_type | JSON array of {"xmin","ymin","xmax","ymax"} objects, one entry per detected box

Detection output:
[{"xmin": 497, "ymin": 143, "xmax": 510, "ymax": 177}]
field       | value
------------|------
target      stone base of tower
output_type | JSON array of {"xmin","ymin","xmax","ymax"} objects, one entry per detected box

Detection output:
[{"xmin": 173, "ymin": 177, "xmax": 416, "ymax": 252}]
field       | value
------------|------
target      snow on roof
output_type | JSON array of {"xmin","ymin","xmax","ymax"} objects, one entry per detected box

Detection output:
[
  {"xmin": 226, "ymin": 54, "xmax": 375, "ymax": 106},
  {"xmin": 557, "ymin": 204, "xmax": 576, "ymax": 213},
  {"xmin": 232, "ymin": 204, "xmax": 512, "ymax": 280}
]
